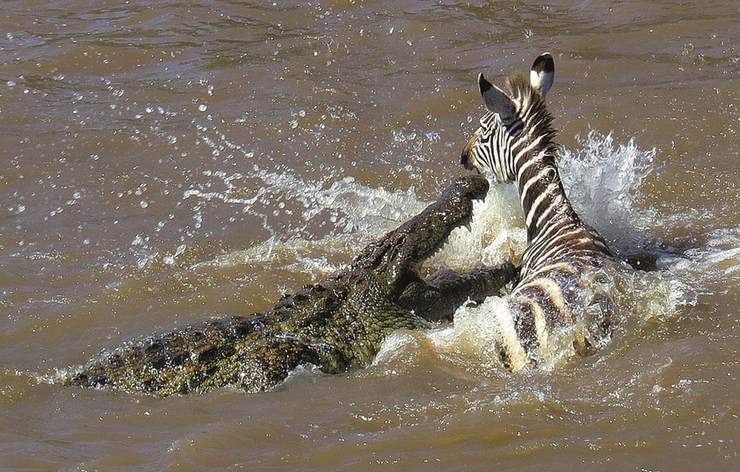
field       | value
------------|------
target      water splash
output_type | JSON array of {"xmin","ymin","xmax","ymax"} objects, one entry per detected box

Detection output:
[
  {"xmin": 190, "ymin": 170, "xmax": 427, "ymax": 271},
  {"xmin": 426, "ymin": 183, "xmax": 527, "ymax": 271},
  {"xmin": 375, "ymin": 131, "xmax": 716, "ymax": 372},
  {"xmin": 376, "ymin": 260, "xmax": 695, "ymax": 374},
  {"xmin": 660, "ymin": 226, "xmax": 740, "ymax": 291},
  {"xmin": 130, "ymin": 119, "xmax": 731, "ymax": 375},
  {"xmin": 559, "ymin": 131, "xmax": 658, "ymax": 255}
]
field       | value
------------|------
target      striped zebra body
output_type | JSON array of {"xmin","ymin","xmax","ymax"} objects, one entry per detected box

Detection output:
[{"xmin": 461, "ymin": 53, "xmax": 619, "ymax": 369}]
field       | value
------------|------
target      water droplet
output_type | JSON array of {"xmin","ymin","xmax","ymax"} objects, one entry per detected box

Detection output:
[{"xmin": 198, "ymin": 104, "xmax": 208, "ymax": 112}]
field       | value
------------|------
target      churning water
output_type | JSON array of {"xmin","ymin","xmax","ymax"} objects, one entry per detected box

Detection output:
[{"xmin": 1, "ymin": 1, "xmax": 738, "ymax": 470}]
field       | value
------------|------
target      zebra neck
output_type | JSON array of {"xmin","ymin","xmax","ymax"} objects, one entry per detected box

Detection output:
[{"xmin": 515, "ymin": 150, "xmax": 576, "ymax": 242}]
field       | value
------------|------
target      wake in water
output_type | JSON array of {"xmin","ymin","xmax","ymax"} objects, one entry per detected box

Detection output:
[
  {"xmin": 24, "ymin": 129, "xmax": 735, "ymax": 391},
  {"xmin": 177, "ymin": 128, "xmax": 733, "ymax": 378},
  {"xmin": 375, "ymin": 131, "xmax": 717, "ymax": 373},
  {"xmin": 113, "ymin": 123, "xmax": 735, "ymax": 384}
]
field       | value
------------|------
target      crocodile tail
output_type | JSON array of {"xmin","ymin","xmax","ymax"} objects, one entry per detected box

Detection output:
[{"xmin": 67, "ymin": 314, "xmax": 272, "ymax": 395}]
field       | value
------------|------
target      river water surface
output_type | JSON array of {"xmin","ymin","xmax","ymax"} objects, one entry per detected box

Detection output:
[{"xmin": 1, "ymin": 1, "xmax": 738, "ymax": 470}]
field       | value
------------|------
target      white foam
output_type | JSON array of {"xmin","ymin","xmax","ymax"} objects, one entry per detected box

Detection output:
[
  {"xmin": 660, "ymin": 226, "xmax": 740, "ymax": 289},
  {"xmin": 427, "ymin": 183, "xmax": 527, "ymax": 271},
  {"xmin": 375, "ymin": 131, "xmax": 706, "ymax": 372},
  {"xmin": 178, "ymin": 126, "xmax": 727, "ymax": 375},
  {"xmin": 375, "ymin": 260, "xmax": 693, "ymax": 373},
  {"xmin": 428, "ymin": 296, "xmax": 527, "ymax": 370}
]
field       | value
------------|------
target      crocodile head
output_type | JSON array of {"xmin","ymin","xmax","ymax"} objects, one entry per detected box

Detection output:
[{"xmin": 350, "ymin": 174, "xmax": 490, "ymax": 292}]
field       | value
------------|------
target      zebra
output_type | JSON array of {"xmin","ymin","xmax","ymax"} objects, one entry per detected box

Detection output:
[{"xmin": 460, "ymin": 53, "xmax": 623, "ymax": 370}]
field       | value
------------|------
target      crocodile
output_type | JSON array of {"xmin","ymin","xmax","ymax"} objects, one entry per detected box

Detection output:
[{"xmin": 68, "ymin": 175, "xmax": 517, "ymax": 396}]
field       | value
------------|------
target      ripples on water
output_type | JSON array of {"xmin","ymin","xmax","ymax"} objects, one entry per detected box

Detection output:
[{"xmin": 1, "ymin": 1, "xmax": 738, "ymax": 470}]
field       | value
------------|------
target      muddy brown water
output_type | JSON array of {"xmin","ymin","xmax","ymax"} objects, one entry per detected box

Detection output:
[{"xmin": 1, "ymin": 1, "xmax": 738, "ymax": 471}]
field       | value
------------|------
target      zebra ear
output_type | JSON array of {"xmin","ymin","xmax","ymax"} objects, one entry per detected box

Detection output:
[
  {"xmin": 478, "ymin": 73, "xmax": 515, "ymax": 119},
  {"xmin": 530, "ymin": 52, "xmax": 554, "ymax": 98}
]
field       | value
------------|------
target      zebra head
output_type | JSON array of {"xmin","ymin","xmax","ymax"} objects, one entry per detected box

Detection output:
[{"xmin": 461, "ymin": 53, "xmax": 555, "ymax": 182}]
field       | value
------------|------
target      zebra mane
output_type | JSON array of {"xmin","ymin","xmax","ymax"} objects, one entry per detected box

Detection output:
[{"xmin": 505, "ymin": 74, "xmax": 558, "ymax": 155}]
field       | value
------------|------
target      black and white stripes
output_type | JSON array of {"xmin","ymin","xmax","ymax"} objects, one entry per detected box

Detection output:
[{"xmin": 461, "ymin": 53, "xmax": 616, "ymax": 369}]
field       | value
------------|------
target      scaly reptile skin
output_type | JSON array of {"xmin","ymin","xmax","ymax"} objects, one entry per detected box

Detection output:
[{"xmin": 68, "ymin": 175, "xmax": 516, "ymax": 395}]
